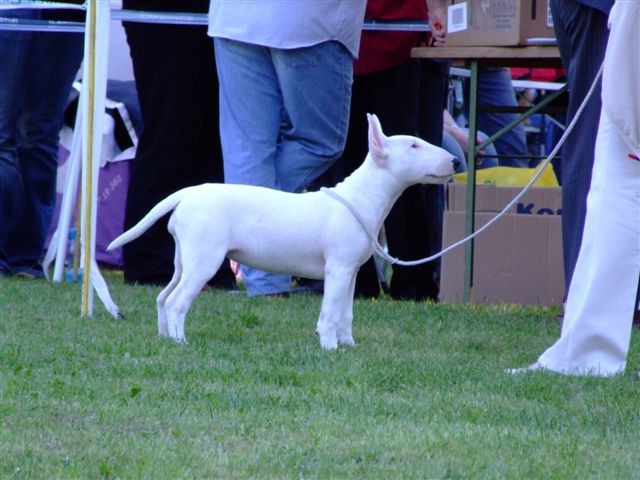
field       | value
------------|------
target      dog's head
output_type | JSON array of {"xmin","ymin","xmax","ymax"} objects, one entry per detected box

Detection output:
[{"xmin": 367, "ymin": 113, "xmax": 457, "ymax": 185}]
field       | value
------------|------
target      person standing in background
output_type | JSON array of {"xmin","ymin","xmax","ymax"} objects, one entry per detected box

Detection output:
[
  {"xmin": 316, "ymin": 0, "xmax": 449, "ymax": 300},
  {"xmin": 550, "ymin": 0, "xmax": 613, "ymax": 297},
  {"xmin": 121, "ymin": 0, "xmax": 236, "ymax": 289},
  {"xmin": 208, "ymin": 1, "xmax": 367, "ymax": 297},
  {"xmin": 462, "ymin": 67, "xmax": 529, "ymax": 168},
  {"xmin": 0, "ymin": 3, "xmax": 84, "ymax": 278}
]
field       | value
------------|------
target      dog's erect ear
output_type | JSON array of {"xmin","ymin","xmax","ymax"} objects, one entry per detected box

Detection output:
[{"xmin": 367, "ymin": 113, "xmax": 389, "ymax": 161}]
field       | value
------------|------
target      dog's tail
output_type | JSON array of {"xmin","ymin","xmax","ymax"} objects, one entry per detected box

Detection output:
[{"xmin": 106, "ymin": 188, "xmax": 191, "ymax": 251}]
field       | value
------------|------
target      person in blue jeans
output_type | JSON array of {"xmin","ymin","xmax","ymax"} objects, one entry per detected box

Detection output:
[
  {"xmin": 208, "ymin": 1, "xmax": 366, "ymax": 297},
  {"xmin": 441, "ymin": 109, "xmax": 498, "ymax": 173},
  {"xmin": 0, "ymin": 6, "xmax": 84, "ymax": 278},
  {"xmin": 462, "ymin": 67, "xmax": 529, "ymax": 168}
]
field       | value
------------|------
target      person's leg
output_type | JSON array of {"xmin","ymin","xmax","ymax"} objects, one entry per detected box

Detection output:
[
  {"xmin": 215, "ymin": 38, "xmax": 283, "ymax": 189},
  {"xmin": 214, "ymin": 37, "xmax": 291, "ymax": 295},
  {"xmin": 363, "ymin": 59, "xmax": 438, "ymax": 301},
  {"xmin": 475, "ymin": 131, "xmax": 499, "ymax": 169},
  {"xmin": 6, "ymin": 29, "xmax": 83, "ymax": 275},
  {"xmin": 443, "ymin": 130, "xmax": 498, "ymax": 172},
  {"xmin": 270, "ymin": 40, "xmax": 354, "ymax": 193},
  {"xmin": 550, "ymin": 0, "xmax": 609, "ymax": 294},
  {"xmin": 0, "ymin": 11, "xmax": 33, "ymax": 275},
  {"xmin": 441, "ymin": 131, "xmax": 467, "ymax": 172},
  {"xmin": 193, "ymin": 46, "xmax": 236, "ymax": 290},
  {"xmin": 465, "ymin": 67, "xmax": 528, "ymax": 168},
  {"xmin": 536, "ymin": 112, "xmax": 640, "ymax": 376},
  {"xmin": 411, "ymin": 59, "xmax": 451, "ymax": 300},
  {"xmin": 122, "ymin": 19, "xmax": 234, "ymax": 287},
  {"xmin": 335, "ymin": 73, "xmax": 383, "ymax": 298},
  {"xmin": 333, "ymin": 60, "xmax": 434, "ymax": 300}
]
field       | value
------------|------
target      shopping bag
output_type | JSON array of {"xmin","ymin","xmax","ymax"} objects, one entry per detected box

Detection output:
[{"xmin": 452, "ymin": 164, "xmax": 559, "ymax": 187}]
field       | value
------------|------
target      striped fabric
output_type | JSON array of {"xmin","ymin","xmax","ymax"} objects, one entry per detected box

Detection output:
[{"xmin": 208, "ymin": 0, "xmax": 367, "ymax": 58}]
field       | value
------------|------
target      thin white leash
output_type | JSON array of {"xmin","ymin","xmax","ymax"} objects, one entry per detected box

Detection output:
[{"xmin": 322, "ymin": 62, "xmax": 604, "ymax": 266}]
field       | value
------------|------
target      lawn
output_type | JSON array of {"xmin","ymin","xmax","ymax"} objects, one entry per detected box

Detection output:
[{"xmin": 1, "ymin": 273, "xmax": 638, "ymax": 479}]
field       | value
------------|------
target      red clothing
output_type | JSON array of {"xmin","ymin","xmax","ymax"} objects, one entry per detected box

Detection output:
[
  {"xmin": 510, "ymin": 67, "xmax": 565, "ymax": 82},
  {"xmin": 355, "ymin": 0, "xmax": 429, "ymax": 75}
]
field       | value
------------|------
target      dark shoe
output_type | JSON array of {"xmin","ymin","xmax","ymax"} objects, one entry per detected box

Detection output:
[
  {"xmin": 390, "ymin": 277, "xmax": 438, "ymax": 302},
  {"xmin": 389, "ymin": 263, "xmax": 438, "ymax": 301},
  {"xmin": 354, "ymin": 283, "xmax": 380, "ymax": 299},
  {"xmin": 124, "ymin": 274, "xmax": 172, "ymax": 286},
  {"xmin": 390, "ymin": 288, "xmax": 438, "ymax": 302},
  {"xmin": 293, "ymin": 277, "xmax": 324, "ymax": 295},
  {"xmin": 262, "ymin": 291, "xmax": 290, "ymax": 299},
  {"xmin": 12, "ymin": 264, "xmax": 45, "ymax": 279}
]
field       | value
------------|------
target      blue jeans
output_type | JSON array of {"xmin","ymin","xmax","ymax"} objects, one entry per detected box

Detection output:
[
  {"xmin": 0, "ymin": 9, "xmax": 83, "ymax": 273},
  {"xmin": 464, "ymin": 67, "xmax": 528, "ymax": 168},
  {"xmin": 214, "ymin": 37, "xmax": 353, "ymax": 295},
  {"xmin": 441, "ymin": 129, "xmax": 498, "ymax": 173}
]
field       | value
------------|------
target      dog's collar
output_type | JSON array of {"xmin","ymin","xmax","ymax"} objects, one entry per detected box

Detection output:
[{"xmin": 320, "ymin": 188, "xmax": 398, "ymax": 264}]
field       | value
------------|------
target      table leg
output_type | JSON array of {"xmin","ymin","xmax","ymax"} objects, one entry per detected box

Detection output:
[{"xmin": 463, "ymin": 61, "xmax": 479, "ymax": 303}]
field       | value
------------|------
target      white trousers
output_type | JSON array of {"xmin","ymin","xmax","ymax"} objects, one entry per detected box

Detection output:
[{"xmin": 537, "ymin": 110, "xmax": 640, "ymax": 376}]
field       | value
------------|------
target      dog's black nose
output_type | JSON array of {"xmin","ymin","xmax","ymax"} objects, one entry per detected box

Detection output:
[{"xmin": 451, "ymin": 156, "xmax": 461, "ymax": 171}]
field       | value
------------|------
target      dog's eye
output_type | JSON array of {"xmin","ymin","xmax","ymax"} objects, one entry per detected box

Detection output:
[{"xmin": 411, "ymin": 142, "xmax": 419, "ymax": 149}]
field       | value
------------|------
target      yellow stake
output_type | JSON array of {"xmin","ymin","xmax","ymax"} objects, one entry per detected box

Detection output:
[{"xmin": 82, "ymin": 0, "xmax": 97, "ymax": 316}]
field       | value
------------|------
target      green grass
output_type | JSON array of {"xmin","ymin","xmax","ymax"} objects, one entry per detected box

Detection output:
[{"xmin": 1, "ymin": 273, "xmax": 639, "ymax": 479}]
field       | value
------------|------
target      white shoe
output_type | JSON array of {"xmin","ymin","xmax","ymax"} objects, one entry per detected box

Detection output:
[{"xmin": 505, "ymin": 362, "xmax": 544, "ymax": 375}]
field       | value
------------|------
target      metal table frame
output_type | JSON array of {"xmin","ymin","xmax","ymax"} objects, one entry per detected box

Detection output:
[{"xmin": 412, "ymin": 46, "xmax": 566, "ymax": 302}]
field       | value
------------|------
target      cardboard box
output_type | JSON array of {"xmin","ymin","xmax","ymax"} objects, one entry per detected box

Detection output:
[
  {"xmin": 447, "ymin": 181, "xmax": 562, "ymax": 215},
  {"xmin": 446, "ymin": 0, "xmax": 555, "ymax": 47},
  {"xmin": 440, "ymin": 183, "xmax": 564, "ymax": 306}
]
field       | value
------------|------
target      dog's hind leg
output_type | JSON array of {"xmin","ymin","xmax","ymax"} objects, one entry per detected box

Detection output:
[
  {"xmin": 156, "ymin": 238, "xmax": 183, "ymax": 337},
  {"xmin": 164, "ymin": 248, "xmax": 227, "ymax": 343},
  {"xmin": 317, "ymin": 265, "xmax": 357, "ymax": 350},
  {"xmin": 336, "ymin": 271, "xmax": 357, "ymax": 347}
]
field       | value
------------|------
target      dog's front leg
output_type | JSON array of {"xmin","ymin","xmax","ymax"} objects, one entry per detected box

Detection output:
[
  {"xmin": 317, "ymin": 266, "xmax": 357, "ymax": 350},
  {"xmin": 316, "ymin": 309, "xmax": 336, "ymax": 350},
  {"xmin": 336, "ymin": 271, "xmax": 357, "ymax": 347}
]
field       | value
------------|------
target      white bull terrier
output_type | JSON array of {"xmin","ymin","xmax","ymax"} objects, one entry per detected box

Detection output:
[{"xmin": 107, "ymin": 114, "xmax": 456, "ymax": 350}]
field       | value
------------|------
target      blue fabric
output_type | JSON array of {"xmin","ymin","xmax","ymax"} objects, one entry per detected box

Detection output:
[
  {"xmin": 576, "ymin": 0, "xmax": 614, "ymax": 15},
  {"xmin": 463, "ymin": 67, "xmax": 528, "ymax": 168},
  {"xmin": 550, "ymin": 0, "xmax": 610, "ymax": 293},
  {"xmin": 441, "ymin": 130, "xmax": 498, "ymax": 173},
  {"xmin": 0, "ymin": 9, "xmax": 83, "ymax": 274},
  {"xmin": 214, "ymin": 37, "xmax": 353, "ymax": 296}
]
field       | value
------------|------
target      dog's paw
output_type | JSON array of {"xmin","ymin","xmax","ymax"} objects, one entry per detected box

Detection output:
[
  {"xmin": 337, "ymin": 336, "xmax": 356, "ymax": 347},
  {"xmin": 167, "ymin": 334, "xmax": 188, "ymax": 345},
  {"xmin": 336, "ymin": 327, "xmax": 355, "ymax": 347},
  {"xmin": 317, "ymin": 331, "xmax": 338, "ymax": 350},
  {"xmin": 319, "ymin": 338, "xmax": 338, "ymax": 350}
]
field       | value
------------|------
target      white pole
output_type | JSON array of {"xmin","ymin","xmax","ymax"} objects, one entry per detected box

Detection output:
[{"xmin": 80, "ymin": 0, "xmax": 115, "ymax": 316}]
